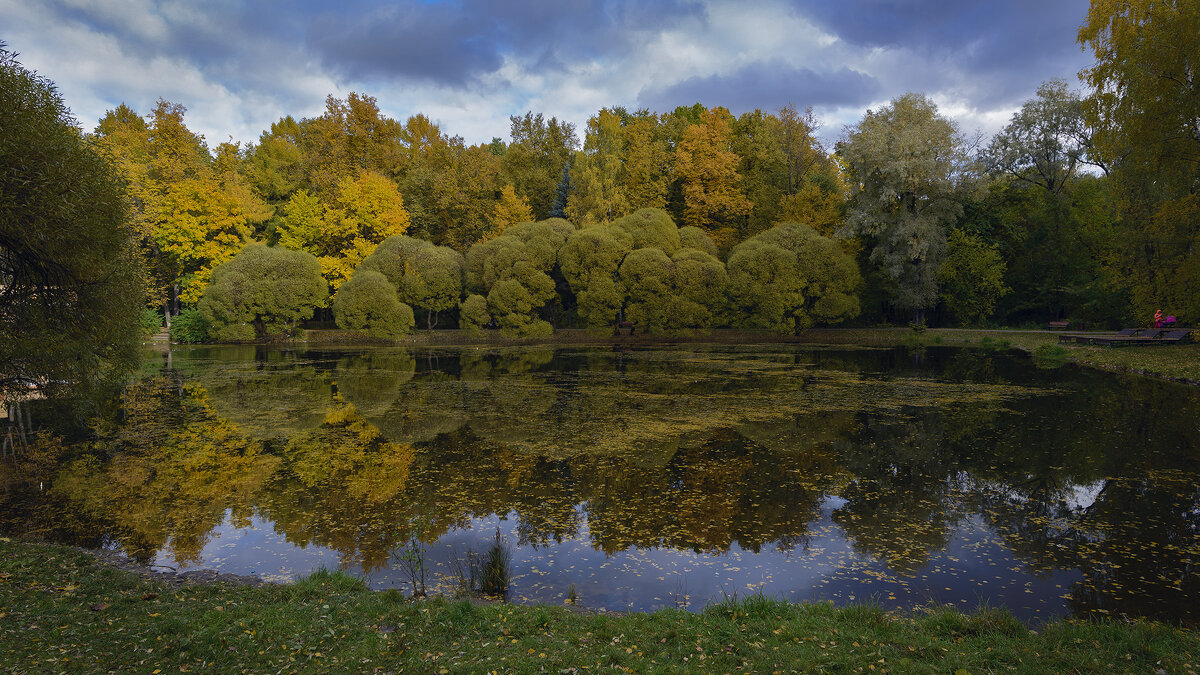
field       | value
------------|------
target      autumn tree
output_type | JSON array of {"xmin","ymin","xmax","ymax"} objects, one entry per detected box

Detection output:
[
  {"xmin": 91, "ymin": 99, "xmax": 263, "ymax": 314},
  {"xmin": 620, "ymin": 112, "xmax": 672, "ymax": 211},
  {"xmin": 490, "ymin": 184, "xmax": 534, "ymax": 239},
  {"xmin": 1079, "ymin": 0, "xmax": 1200, "ymax": 323},
  {"xmin": 300, "ymin": 93, "xmax": 404, "ymax": 196},
  {"xmin": 567, "ymin": 108, "xmax": 631, "ymax": 224},
  {"xmin": 428, "ymin": 138, "xmax": 505, "ymax": 249},
  {"xmin": 726, "ymin": 223, "xmax": 861, "ymax": 332},
  {"xmin": 839, "ymin": 93, "xmax": 966, "ymax": 322},
  {"xmin": 198, "ymin": 244, "xmax": 327, "ymax": 340},
  {"xmin": 276, "ymin": 170, "xmax": 410, "ymax": 291},
  {"xmin": 1, "ymin": 44, "xmax": 144, "ymax": 399},
  {"xmin": 502, "ymin": 113, "xmax": 578, "ymax": 219},
  {"xmin": 673, "ymin": 107, "xmax": 753, "ymax": 248},
  {"xmin": 774, "ymin": 105, "xmax": 846, "ymax": 237}
]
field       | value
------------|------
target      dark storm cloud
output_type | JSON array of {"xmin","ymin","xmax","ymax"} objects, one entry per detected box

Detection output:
[
  {"xmin": 789, "ymin": 0, "xmax": 1093, "ymax": 106},
  {"xmin": 637, "ymin": 60, "xmax": 882, "ymax": 114},
  {"xmin": 307, "ymin": 0, "xmax": 706, "ymax": 86}
]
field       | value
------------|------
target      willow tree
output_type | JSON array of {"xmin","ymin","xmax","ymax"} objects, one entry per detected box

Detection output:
[
  {"xmin": 333, "ymin": 269, "xmax": 414, "ymax": 338},
  {"xmin": 465, "ymin": 219, "xmax": 574, "ymax": 336},
  {"xmin": 726, "ymin": 223, "xmax": 860, "ymax": 333},
  {"xmin": 198, "ymin": 244, "xmax": 327, "ymax": 340},
  {"xmin": 401, "ymin": 244, "xmax": 464, "ymax": 330},
  {"xmin": 839, "ymin": 93, "xmax": 965, "ymax": 323},
  {"xmin": 1, "ymin": 44, "xmax": 144, "ymax": 399},
  {"xmin": 558, "ymin": 224, "xmax": 633, "ymax": 327},
  {"xmin": 559, "ymin": 207, "xmax": 725, "ymax": 332}
]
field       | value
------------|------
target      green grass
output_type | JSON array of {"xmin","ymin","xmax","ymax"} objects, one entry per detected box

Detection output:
[{"xmin": 2, "ymin": 539, "xmax": 1197, "ymax": 673}]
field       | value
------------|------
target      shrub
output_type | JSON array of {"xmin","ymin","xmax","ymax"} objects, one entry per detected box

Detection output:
[
  {"xmin": 139, "ymin": 308, "xmax": 163, "ymax": 336},
  {"xmin": 459, "ymin": 294, "xmax": 491, "ymax": 334},
  {"xmin": 169, "ymin": 308, "xmax": 210, "ymax": 343},
  {"xmin": 333, "ymin": 270, "xmax": 414, "ymax": 338},
  {"xmin": 199, "ymin": 244, "xmax": 327, "ymax": 341}
]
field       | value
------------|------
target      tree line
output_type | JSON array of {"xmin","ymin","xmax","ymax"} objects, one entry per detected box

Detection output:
[{"xmin": 4, "ymin": 1, "xmax": 1198, "ymax": 392}]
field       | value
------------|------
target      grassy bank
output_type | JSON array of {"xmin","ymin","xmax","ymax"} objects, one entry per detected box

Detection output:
[
  {"xmin": 863, "ymin": 328, "xmax": 1200, "ymax": 385},
  {"xmin": 2, "ymin": 539, "xmax": 1196, "ymax": 673}
]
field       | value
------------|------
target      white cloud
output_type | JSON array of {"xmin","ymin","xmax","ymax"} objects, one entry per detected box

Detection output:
[{"xmin": 2, "ymin": 0, "xmax": 1091, "ymax": 151}]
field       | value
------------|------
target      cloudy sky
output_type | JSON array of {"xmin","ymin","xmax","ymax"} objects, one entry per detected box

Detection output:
[{"xmin": 2, "ymin": 0, "xmax": 1094, "ymax": 149}]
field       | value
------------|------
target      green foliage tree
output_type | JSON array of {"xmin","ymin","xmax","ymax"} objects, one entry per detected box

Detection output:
[
  {"xmin": 839, "ymin": 93, "xmax": 966, "ymax": 322},
  {"xmin": 1079, "ymin": 0, "xmax": 1200, "ymax": 324},
  {"xmin": 613, "ymin": 208, "xmax": 682, "ymax": 254},
  {"xmin": 502, "ymin": 113, "xmax": 578, "ymax": 220},
  {"xmin": 985, "ymin": 79, "xmax": 1101, "ymax": 194},
  {"xmin": 982, "ymin": 80, "xmax": 1124, "ymax": 325},
  {"xmin": 198, "ymin": 244, "xmax": 327, "ymax": 340},
  {"xmin": 358, "ymin": 234, "xmax": 431, "ymax": 287},
  {"xmin": 937, "ymin": 228, "xmax": 1008, "ymax": 325},
  {"xmin": 618, "ymin": 247, "xmax": 676, "ymax": 332},
  {"xmin": 558, "ymin": 224, "xmax": 634, "ymax": 328},
  {"xmin": 678, "ymin": 226, "xmax": 719, "ymax": 258},
  {"xmin": 0, "ymin": 44, "xmax": 145, "ymax": 399},
  {"xmin": 465, "ymin": 220, "xmax": 572, "ymax": 336},
  {"xmin": 459, "ymin": 294, "xmax": 491, "ymax": 333},
  {"xmin": 333, "ymin": 269, "xmax": 415, "ymax": 338},
  {"xmin": 668, "ymin": 247, "xmax": 727, "ymax": 329},
  {"xmin": 401, "ymin": 245, "xmax": 464, "ymax": 330},
  {"xmin": 726, "ymin": 223, "xmax": 861, "ymax": 333}
]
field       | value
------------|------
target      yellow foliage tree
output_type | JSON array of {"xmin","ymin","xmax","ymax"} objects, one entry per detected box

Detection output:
[
  {"xmin": 673, "ymin": 107, "xmax": 752, "ymax": 248},
  {"xmin": 567, "ymin": 108, "xmax": 631, "ymax": 224},
  {"xmin": 278, "ymin": 170, "xmax": 410, "ymax": 291},
  {"xmin": 489, "ymin": 184, "xmax": 534, "ymax": 240},
  {"xmin": 152, "ymin": 177, "xmax": 257, "ymax": 304}
]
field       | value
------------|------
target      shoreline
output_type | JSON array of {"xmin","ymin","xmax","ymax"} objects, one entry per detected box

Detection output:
[
  {"xmin": 3, "ymin": 537, "xmax": 1197, "ymax": 672},
  {"xmin": 153, "ymin": 326, "xmax": 1200, "ymax": 387}
]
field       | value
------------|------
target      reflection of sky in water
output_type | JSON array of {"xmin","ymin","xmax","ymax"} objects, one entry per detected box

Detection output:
[
  {"xmin": 153, "ymin": 513, "xmax": 343, "ymax": 584},
  {"xmin": 153, "ymin": 500, "xmax": 1079, "ymax": 622},
  {"xmin": 12, "ymin": 343, "xmax": 1195, "ymax": 627}
]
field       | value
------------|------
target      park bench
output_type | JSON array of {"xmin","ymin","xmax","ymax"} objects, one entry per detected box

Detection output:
[{"xmin": 1047, "ymin": 321, "xmax": 1070, "ymax": 330}]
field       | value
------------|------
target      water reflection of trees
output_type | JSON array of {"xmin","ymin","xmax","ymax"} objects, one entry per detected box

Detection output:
[{"xmin": 6, "ymin": 346, "xmax": 1200, "ymax": 624}]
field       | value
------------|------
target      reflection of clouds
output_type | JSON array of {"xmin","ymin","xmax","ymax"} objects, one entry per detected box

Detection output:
[
  {"xmin": 19, "ymin": 343, "xmax": 1200, "ymax": 623},
  {"xmin": 1064, "ymin": 481, "xmax": 1105, "ymax": 511}
]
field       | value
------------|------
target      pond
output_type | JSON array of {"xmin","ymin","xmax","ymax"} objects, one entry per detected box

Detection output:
[{"xmin": 3, "ymin": 343, "xmax": 1199, "ymax": 625}]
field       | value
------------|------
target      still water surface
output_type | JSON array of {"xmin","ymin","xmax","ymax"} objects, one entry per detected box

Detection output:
[{"xmin": 3, "ymin": 344, "xmax": 1198, "ymax": 624}]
